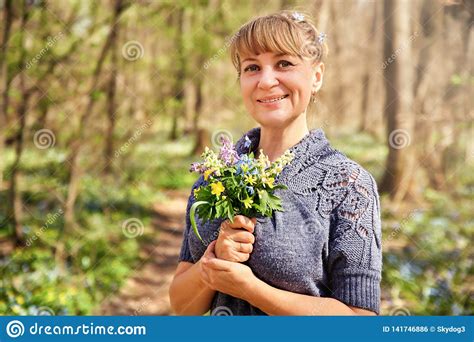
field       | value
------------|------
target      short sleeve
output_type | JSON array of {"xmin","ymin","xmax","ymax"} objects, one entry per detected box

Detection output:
[
  {"xmin": 327, "ymin": 167, "xmax": 382, "ymax": 314},
  {"xmin": 178, "ymin": 176, "xmax": 205, "ymax": 263}
]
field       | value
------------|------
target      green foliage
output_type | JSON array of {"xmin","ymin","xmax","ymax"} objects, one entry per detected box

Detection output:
[
  {"xmin": 381, "ymin": 187, "xmax": 473, "ymax": 315},
  {"xmin": 0, "ymin": 133, "xmax": 186, "ymax": 314}
]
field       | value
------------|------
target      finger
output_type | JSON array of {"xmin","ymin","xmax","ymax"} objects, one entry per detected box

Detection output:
[
  {"xmin": 204, "ymin": 240, "xmax": 217, "ymax": 258},
  {"xmin": 230, "ymin": 251, "xmax": 250, "ymax": 262},
  {"xmin": 228, "ymin": 215, "xmax": 255, "ymax": 233},
  {"xmin": 207, "ymin": 257, "xmax": 232, "ymax": 271},
  {"xmin": 237, "ymin": 242, "xmax": 253, "ymax": 254},
  {"xmin": 229, "ymin": 231, "xmax": 255, "ymax": 244}
]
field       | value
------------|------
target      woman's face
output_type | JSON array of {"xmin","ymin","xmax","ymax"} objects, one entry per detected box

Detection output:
[{"xmin": 239, "ymin": 51, "xmax": 323, "ymax": 129}]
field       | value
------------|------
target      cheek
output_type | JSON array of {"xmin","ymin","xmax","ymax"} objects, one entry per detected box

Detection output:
[{"xmin": 240, "ymin": 80, "xmax": 254, "ymax": 104}]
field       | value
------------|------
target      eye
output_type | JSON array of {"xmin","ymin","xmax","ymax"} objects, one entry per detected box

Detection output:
[
  {"xmin": 243, "ymin": 64, "xmax": 259, "ymax": 72},
  {"xmin": 278, "ymin": 60, "xmax": 295, "ymax": 68}
]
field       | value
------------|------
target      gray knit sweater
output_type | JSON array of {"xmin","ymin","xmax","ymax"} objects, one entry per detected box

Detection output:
[{"xmin": 178, "ymin": 127, "xmax": 382, "ymax": 315}]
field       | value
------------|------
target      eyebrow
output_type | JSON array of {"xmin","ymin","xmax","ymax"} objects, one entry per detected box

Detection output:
[{"xmin": 241, "ymin": 52, "xmax": 290, "ymax": 64}]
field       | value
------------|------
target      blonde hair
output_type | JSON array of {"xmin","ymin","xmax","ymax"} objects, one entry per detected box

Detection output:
[{"xmin": 230, "ymin": 11, "xmax": 327, "ymax": 77}]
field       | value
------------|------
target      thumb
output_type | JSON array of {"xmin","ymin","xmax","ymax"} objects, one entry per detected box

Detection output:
[{"xmin": 206, "ymin": 240, "xmax": 217, "ymax": 257}]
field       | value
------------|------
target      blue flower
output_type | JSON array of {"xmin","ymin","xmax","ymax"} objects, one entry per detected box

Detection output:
[
  {"xmin": 244, "ymin": 135, "xmax": 252, "ymax": 149},
  {"xmin": 246, "ymin": 186, "xmax": 255, "ymax": 196},
  {"xmin": 318, "ymin": 32, "xmax": 327, "ymax": 44},
  {"xmin": 235, "ymin": 154, "xmax": 252, "ymax": 175}
]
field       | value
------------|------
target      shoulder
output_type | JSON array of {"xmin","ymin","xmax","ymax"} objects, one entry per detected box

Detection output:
[
  {"xmin": 286, "ymin": 141, "xmax": 379, "ymax": 220},
  {"xmin": 317, "ymin": 144, "xmax": 378, "ymax": 198}
]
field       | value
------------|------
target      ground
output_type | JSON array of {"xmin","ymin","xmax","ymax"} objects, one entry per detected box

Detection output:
[{"xmin": 97, "ymin": 190, "xmax": 189, "ymax": 315}]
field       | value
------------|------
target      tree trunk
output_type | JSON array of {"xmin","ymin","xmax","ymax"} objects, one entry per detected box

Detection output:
[
  {"xmin": 104, "ymin": 7, "xmax": 120, "ymax": 174},
  {"xmin": 413, "ymin": 0, "xmax": 444, "ymax": 190},
  {"xmin": 169, "ymin": 7, "xmax": 186, "ymax": 141},
  {"xmin": 7, "ymin": 0, "xmax": 30, "ymax": 246},
  {"xmin": 191, "ymin": 128, "xmax": 210, "ymax": 156},
  {"xmin": 359, "ymin": 1, "xmax": 377, "ymax": 133},
  {"xmin": 379, "ymin": 0, "xmax": 416, "ymax": 201},
  {"xmin": 0, "ymin": 0, "xmax": 14, "ymax": 187},
  {"xmin": 192, "ymin": 64, "xmax": 204, "ymax": 134}
]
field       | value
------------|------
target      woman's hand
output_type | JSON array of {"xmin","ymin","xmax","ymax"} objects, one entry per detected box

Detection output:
[
  {"xmin": 200, "ymin": 240, "xmax": 256, "ymax": 301},
  {"xmin": 215, "ymin": 215, "xmax": 256, "ymax": 263}
]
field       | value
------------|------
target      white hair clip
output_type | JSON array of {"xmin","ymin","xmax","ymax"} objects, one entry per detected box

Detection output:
[
  {"xmin": 292, "ymin": 12, "xmax": 305, "ymax": 22},
  {"xmin": 318, "ymin": 32, "xmax": 327, "ymax": 44}
]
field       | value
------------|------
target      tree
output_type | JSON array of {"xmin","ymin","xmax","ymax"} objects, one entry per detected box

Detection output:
[
  {"xmin": 168, "ymin": 6, "xmax": 186, "ymax": 141},
  {"xmin": 64, "ymin": 0, "xmax": 128, "ymax": 232},
  {"xmin": 7, "ymin": 0, "xmax": 30, "ymax": 246},
  {"xmin": 0, "ymin": 0, "xmax": 14, "ymax": 187},
  {"xmin": 379, "ymin": 0, "xmax": 416, "ymax": 201},
  {"xmin": 103, "ymin": 1, "xmax": 121, "ymax": 174}
]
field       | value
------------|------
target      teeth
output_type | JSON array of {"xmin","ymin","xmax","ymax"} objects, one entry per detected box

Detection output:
[{"xmin": 259, "ymin": 95, "xmax": 287, "ymax": 103}]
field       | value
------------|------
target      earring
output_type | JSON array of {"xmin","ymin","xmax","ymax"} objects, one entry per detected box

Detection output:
[{"xmin": 311, "ymin": 92, "xmax": 317, "ymax": 103}]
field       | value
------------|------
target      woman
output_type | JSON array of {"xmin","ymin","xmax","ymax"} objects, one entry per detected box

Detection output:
[{"xmin": 169, "ymin": 11, "xmax": 382, "ymax": 316}]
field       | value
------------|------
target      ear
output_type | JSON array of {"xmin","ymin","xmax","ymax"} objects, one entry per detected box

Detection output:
[{"xmin": 312, "ymin": 62, "xmax": 325, "ymax": 93}]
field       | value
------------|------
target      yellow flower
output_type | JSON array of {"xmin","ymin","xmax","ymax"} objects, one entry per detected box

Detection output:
[
  {"xmin": 211, "ymin": 182, "xmax": 225, "ymax": 197},
  {"xmin": 244, "ymin": 174, "xmax": 256, "ymax": 185},
  {"xmin": 204, "ymin": 169, "xmax": 214, "ymax": 180},
  {"xmin": 241, "ymin": 164, "xmax": 249, "ymax": 173},
  {"xmin": 16, "ymin": 296, "xmax": 25, "ymax": 305},
  {"xmin": 243, "ymin": 197, "xmax": 254, "ymax": 209},
  {"xmin": 262, "ymin": 176, "xmax": 275, "ymax": 188},
  {"xmin": 193, "ymin": 187, "xmax": 201, "ymax": 197}
]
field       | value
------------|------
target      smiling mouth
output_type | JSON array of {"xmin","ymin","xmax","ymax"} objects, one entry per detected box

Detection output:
[{"xmin": 257, "ymin": 95, "xmax": 289, "ymax": 103}]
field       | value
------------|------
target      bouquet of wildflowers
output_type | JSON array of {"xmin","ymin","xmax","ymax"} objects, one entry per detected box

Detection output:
[{"xmin": 189, "ymin": 134, "xmax": 294, "ymax": 243}]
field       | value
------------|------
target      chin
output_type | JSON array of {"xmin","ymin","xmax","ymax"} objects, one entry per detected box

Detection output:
[
  {"xmin": 252, "ymin": 111, "xmax": 298, "ymax": 129},
  {"xmin": 255, "ymin": 117, "xmax": 294, "ymax": 130}
]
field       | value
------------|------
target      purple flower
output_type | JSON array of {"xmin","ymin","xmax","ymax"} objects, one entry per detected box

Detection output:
[
  {"xmin": 189, "ymin": 162, "xmax": 205, "ymax": 173},
  {"xmin": 219, "ymin": 136, "xmax": 239, "ymax": 166}
]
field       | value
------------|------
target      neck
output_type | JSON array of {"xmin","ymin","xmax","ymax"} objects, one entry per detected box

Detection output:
[{"xmin": 257, "ymin": 114, "xmax": 309, "ymax": 162}]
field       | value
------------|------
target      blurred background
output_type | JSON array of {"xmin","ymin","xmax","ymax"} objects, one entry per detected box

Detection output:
[{"xmin": 0, "ymin": 0, "xmax": 472, "ymax": 316}]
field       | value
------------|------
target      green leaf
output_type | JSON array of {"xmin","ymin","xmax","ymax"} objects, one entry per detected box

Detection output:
[{"xmin": 189, "ymin": 201, "xmax": 208, "ymax": 243}]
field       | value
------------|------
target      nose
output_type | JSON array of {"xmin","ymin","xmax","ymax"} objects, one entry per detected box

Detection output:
[{"xmin": 257, "ymin": 66, "xmax": 279, "ymax": 90}]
